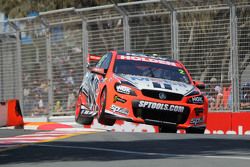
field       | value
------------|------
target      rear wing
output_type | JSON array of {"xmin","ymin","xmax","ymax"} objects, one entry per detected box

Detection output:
[{"xmin": 87, "ymin": 54, "xmax": 102, "ymax": 67}]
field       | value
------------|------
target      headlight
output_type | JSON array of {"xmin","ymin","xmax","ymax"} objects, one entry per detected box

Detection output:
[
  {"xmin": 186, "ymin": 90, "xmax": 200, "ymax": 96},
  {"xmin": 187, "ymin": 96, "xmax": 204, "ymax": 104},
  {"xmin": 115, "ymin": 83, "xmax": 137, "ymax": 96}
]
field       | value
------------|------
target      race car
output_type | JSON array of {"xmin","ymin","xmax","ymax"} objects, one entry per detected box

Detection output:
[{"xmin": 75, "ymin": 50, "xmax": 208, "ymax": 133}]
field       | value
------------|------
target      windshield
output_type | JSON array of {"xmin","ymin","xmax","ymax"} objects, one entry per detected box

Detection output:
[{"xmin": 114, "ymin": 59, "xmax": 191, "ymax": 84}]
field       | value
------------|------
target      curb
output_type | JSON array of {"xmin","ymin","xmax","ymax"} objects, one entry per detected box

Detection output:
[{"xmin": 0, "ymin": 121, "xmax": 106, "ymax": 132}]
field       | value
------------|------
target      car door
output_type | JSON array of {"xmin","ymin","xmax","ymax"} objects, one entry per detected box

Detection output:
[{"xmin": 88, "ymin": 52, "xmax": 113, "ymax": 111}]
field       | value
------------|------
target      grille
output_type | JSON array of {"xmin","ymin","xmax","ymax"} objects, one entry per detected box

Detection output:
[
  {"xmin": 132, "ymin": 105, "xmax": 190, "ymax": 124},
  {"xmin": 141, "ymin": 89, "xmax": 183, "ymax": 101}
]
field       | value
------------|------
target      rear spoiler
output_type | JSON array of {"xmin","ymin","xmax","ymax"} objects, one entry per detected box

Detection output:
[{"xmin": 87, "ymin": 54, "xmax": 102, "ymax": 63}]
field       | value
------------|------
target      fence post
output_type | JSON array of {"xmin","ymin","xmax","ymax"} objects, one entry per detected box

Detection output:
[
  {"xmin": 113, "ymin": 4, "xmax": 130, "ymax": 52},
  {"xmin": 160, "ymin": 0, "xmax": 178, "ymax": 59},
  {"xmin": 123, "ymin": 16, "xmax": 130, "ymax": 52},
  {"xmin": 229, "ymin": 2, "xmax": 239, "ymax": 112},
  {"xmin": 172, "ymin": 10, "xmax": 178, "ymax": 60},
  {"xmin": 0, "ymin": 34, "xmax": 3, "ymax": 101},
  {"xmin": 82, "ymin": 19, "xmax": 88, "ymax": 74},
  {"xmin": 15, "ymin": 30, "xmax": 23, "ymax": 112},
  {"xmin": 9, "ymin": 21, "xmax": 23, "ymax": 112},
  {"xmin": 46, "ymin": 27, "xmax": 54, "ymax": 118}
]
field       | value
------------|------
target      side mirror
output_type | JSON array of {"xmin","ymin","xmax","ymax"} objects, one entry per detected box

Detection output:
[
  {"xmin": 90, "ymin": 67, "xmax": 106, "ymax": 76},
  {"xmin": 193, "ymin": 81, "xmax": 205, "ymax": 90}
]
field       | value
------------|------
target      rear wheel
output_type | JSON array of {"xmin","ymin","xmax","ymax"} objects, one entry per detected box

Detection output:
[
  {"xmin": 75, "ymin": 92, "xmax": 94, "ymax": 125},
  {"xmin": 186, "ymin": 127, "xmax": 206, "ymax": 134},
  {"xmin": 159, "ymin": 125, "xmax": 177, "ymax": 133},
  {"xmin": 98, "ymin": 88, "xmax": 116, "ymax": 126}
]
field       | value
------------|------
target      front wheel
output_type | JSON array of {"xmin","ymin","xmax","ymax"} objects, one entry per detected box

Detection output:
[{"xmin": 97, "ymin": 88, "xmax": 116, "ymax": 126}]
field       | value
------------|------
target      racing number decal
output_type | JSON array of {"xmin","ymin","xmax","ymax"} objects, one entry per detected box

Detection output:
[
  {"xmin": 152, "ymin": 82, "xmax": 172, "ymax": 90},
  {"xmin": 178, "ymin": 69, "xmax": 185, "ymax": 75}
]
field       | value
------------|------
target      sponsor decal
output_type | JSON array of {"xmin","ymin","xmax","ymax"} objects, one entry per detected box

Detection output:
[
  {"xmin": 89, "ymin": 55, "xmax": 101, "ymax": 61},
  {"xmin": 80, "ymin": 105, "xmax": 95, "ymax": 116},
  {"xmin": 189, "ymin": 96, "xmax": 204, "ymax": 104},
  {"xmin": 205, "ymin": 125, "xmax": 250, "ymax": 135},
  {"xmin": 137, "ymin": 101, "xmax": 184, "ymax": 113},
  {"xmin": 110, "ymin": 104, "xmax": 128, "ymax": 115},
  {"xmin": 116, "ymin": 85, "xmax": 131, "ymax": 94},
  {"xmin": 192, "ymin": 96, "xmax": 203, "ymax": 103},
  {"xmin": 117, "ymin": 55, "xmax": 177, "ymax": 67},
  {"xmin": 190, "ymin": 117, "xmax": 204, "ymax": 126},
  {"xmin": 114, "ymin": 95, "xmax": 127, "ymax": 103}
]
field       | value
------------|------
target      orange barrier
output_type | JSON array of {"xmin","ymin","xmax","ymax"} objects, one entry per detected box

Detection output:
[{"xmin": 0, "ymin": 99, "xmax": 24, "ymax": 127}]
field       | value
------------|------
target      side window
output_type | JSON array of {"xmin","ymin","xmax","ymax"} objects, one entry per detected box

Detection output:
[
  {"xmin": 96, "ymin": 54, "xmax": 108, "ymax": 68},
  {"xmin": 97, "ymin": 52, "xmax": 112, "ymax": 70}
]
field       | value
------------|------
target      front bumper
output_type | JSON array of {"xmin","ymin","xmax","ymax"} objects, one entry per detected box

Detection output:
[{"xmin": 105, "ymin": 90, "xmax": 207, "ymax": 129}]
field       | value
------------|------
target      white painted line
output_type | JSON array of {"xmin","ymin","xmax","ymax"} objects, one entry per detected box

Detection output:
[
  {"xmin": 14, "ymin": 134, "xmax": 66, "ymax": 137},
  {"xmin": 54, "ymin": 128, "xmax": 106, "ymax": 132},
  {"xmin": 0, "ymin": 137, "xmax": 55, "ymax": 140},
  {"xmin": 36, "ymin": 144, "xmax": 250, "ymax": 161},
  {"xmin": 35, "ymin": 131, "xmax": 79, "ymax": 134}
]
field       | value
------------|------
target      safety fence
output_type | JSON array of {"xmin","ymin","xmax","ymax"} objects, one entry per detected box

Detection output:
[{"xmin": 0, "ymin": 0, "xmax": 250, "ymax": 118}]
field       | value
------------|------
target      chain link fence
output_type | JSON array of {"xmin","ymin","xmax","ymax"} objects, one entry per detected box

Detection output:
[{"xmin": 0, "ymin": 0, "xmax": 250, "ymax": 118}]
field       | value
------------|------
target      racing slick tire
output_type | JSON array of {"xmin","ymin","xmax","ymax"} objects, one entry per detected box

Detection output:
[
  {"xmin": 75, "ymin": 112, "xmax": 94, "ymax": 125},
  {"xmin": 98, "ymin": 88, "xmax": 116, "ymax": 126},
  {"xmin": 75, "ymin": 92, "xmax": 94, "ymax": 125},
  {"xmin": 159, "ymin": 125, "xmax": 177, "ymax": 133},
  {"xmin": 186, "ymin": 127, "xmax": 206, "ymax": 134}
]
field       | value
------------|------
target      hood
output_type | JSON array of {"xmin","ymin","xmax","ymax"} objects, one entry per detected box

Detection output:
[{"xmin": 115, "ymin": 74, "xmax": 195, "ymax": 96}]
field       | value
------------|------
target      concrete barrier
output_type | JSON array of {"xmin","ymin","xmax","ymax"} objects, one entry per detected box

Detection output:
[{"xmin": 0, "ymin": 101, "xmax": 8, "ymax": 127}]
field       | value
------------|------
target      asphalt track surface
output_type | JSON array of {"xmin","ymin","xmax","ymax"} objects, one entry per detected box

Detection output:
[{"xmin": 0, "ymin": 129, "xmax": 250, "ymax": 167}]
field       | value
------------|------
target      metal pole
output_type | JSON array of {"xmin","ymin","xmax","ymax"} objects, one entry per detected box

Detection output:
[
  {"xmin": 46, "ymin": 27, "xmax": 54, "ymax": 118},
  {"xmin": 123, "ymin": 16, "xmax": 130, "ymax": 52},
  {"xmin": 82, "ymin": 20, "xmax": 88, "ymax": 74},
  {"xmin": 16, "ymin": 30, "xmax": 23, "ymax": 113},
  {"xmin": 172, "ymin": 10, "xmax": 178, "ymax": 60},
  {"xmin": 0, "ymin": 38, "xmax": 3, "ymax": 101},
  {"xmin": 111, "ymin": 1, "xmax": 130, "ymax": 52},
  {"xmin": 230, "ymin": 3, "xmax": 239, "ymax": 112},
  {"xmin": 160, "ymin": 0, "xmax": 178, "ymax": 59}
]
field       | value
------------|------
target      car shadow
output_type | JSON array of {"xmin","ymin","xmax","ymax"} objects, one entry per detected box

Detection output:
[{"xmin": 1, "ymin": 132, "xmax": 250, "ymax": 165}]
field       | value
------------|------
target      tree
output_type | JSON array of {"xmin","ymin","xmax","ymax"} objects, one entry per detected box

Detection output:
[{"xmin": 0, "ymin": 0, "xmax": 134, "ymax": 19}]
